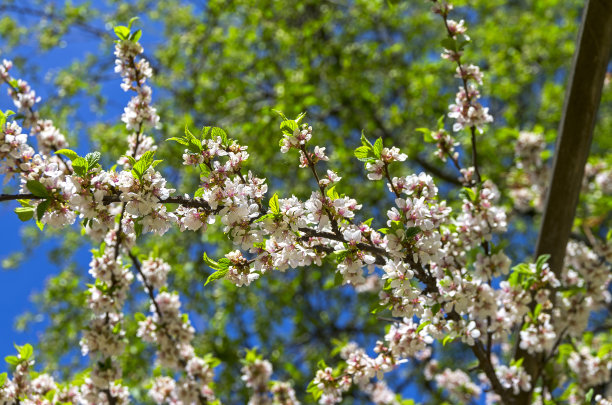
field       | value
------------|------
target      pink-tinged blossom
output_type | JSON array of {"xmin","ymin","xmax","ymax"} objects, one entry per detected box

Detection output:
[
  {"xmin": 434, "ymin": 368, "xmax": 481, "ymax": 403},
  {"xmin": 446, "ymin": 19, "xmax": 467, "ymax": 37},
  {"xmin": 366, "ymin": 160, "xmax": 385, "ymax": 180},
  {"xmin": 495, "ymin": 364, "xmax": 531, "ymax": 395},
  {"xmin": 149, "ymin": 376, "xmax": 176, "ymax": 404},
  {"xmin": 519, "ymin": 312, "xmax": 556, "ymax": 355},
  {"xmin": 271, "ymin": 381, "xmax": 300, "ymax": 405},
  {"xmin": 280, "ymin": 123, "xmax": 312, "ymax": 153},
  {"xmin": 139, "ymin": 257, "xmax": 171, "ymax": 289},
  {"xmin": 448, "ymin": 85, "xmax": 493, "ymax": 133},
  {"xmin": 456, "ymin": 64, "xmax": 483, "ymax": 84}
]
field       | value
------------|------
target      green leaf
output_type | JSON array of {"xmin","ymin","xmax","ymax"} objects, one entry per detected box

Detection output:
[
  {"xmin": 114, "ymin": 25, "xmax": 130, "ymax": 40},
  {"xmin": 54, "ymin": 149, "xmax": 79, "ymax": 161},
  {"xmin": 36, "ymin": 200, "xmax": 50, "ymax": 221},
  {"xmin": 194, "ymin": 188, "xmax": 206, "ymax": 198},
  {"xmin": 373, "ymin": 137, "xmax": 383, "ymax": 158},
  {"xmin": 44, "ymin": 389, "xmax": 56, "ymax": 401},
  {"xmin": 205, "ymin": 268, "xmax": 229, "ymax": 285},
  {"xmin": 127, "ymin": 17, "xmax": 139, "ymax": 30},
  {"xmin": 185, "ymin": 125, "xmax": 203, "ymax": 153},
  {"xmin": 535, "ymin": 254, "xmax": 550, "ymax": 271},
  {"xmin": 132, "ymin": 150, "xmax": 156, "ymax": 180},
  {"xmin": 202, "ymin": 252, "xmax": 220, "ymax": 270},
  {"xmin": 72, "ymin": 157, "xmax": 88, "ymax": 177},
  {"xmin": 405, "ymin": 226, "xmax": 420, "ymax": 238},
  {"xmin": 185, "ymin": 125, "xmax": 198, "ymax": 139},
  {"xmin": 0, "ymin": 372, "xmax": 7, "ymax": 387},
  {"xmin": 26, "ymin": 180, "xmax": 49, "ymax": 198},
  {"xmin": 166, "ymin": 137, "xmax": 189, "ymax": 146},
  {"xmin": 354, "ymin": 146, "xmax": 372, "ymax": 161},
  {"xmin": 512, "ymin": 357, "xmax": 524, "ymax": 368},
  {"xmin": 416, "ymin": 128, "xmax": 435, "ymax": 143},
  {"xmin": 326, "ymin": 185, "xmax": 339, "ymax": 200},
  {"xmin": 245, "ymin": 348, "xmax": 259, "ymax": 363},
  {"xmin": 431, "ymin": 303, "xmax": 441, "ymax": 315},
  {"xmin": 85, "ymin": 151, "xmax": 101, "ymax": 170},
  {"xmin": 462, "ymin": 187, "xmax": 476, "ymax": 201},
  {"xmin": 216, "ymin": 258, "xmax": 231, "ymax": 269},
  {"xmin": 442, "ymin": 335, "xmax": 454, "ymax": 346},
  {"xmin": 4, "ymin": 355, "xmax": 20, "ymax": 365},
  {"xmin": 134, "ymin": 221, "xmax": 143, "ymax": 238},
  {"xmin": 130, "ymin": 29, "xmax": 142, "ymax": 42},
  {"xmin": 416, "ymin": 321, "xmax": 430, "ymax": 334},
  {"xmin": 441, "ymin": 38, "xmax": 458, "ymax": 52},
  {"xmin": 597, "ymin": 343, "xmax": 612, "ymax": 358},
  {"xmin": 269, "ymin": 193, "xmax": 280, "ymax": 214},
  {"xmin": 360, "ymin": 131, "xmax": 373, "ymax": 148},
  {"xmin": 211, "ymin": 127, "xmax": 228, "ymax": 145},
  {"xmin": 254, "ymin": 213, "xmax": 272, "ymax": 223},
  {"xmin": 14, "ymin": 207, "xmax": 34, "ymax": 222},
  {"xmin": 201, "ymin": 126, "xmax": 213, "ymax": 139},
  {"xmin": 584, "ymin": 389, "xmax": 594, "ymax": 403},
  {"xmin": 134, "ymin": 312, "xmax": 146, "ymax": 322},
  {"xmin": 19, "ymin": 344, "xmax": 33, "ymax": 360},
  {"xmin": 280, "ymin": 119, "xmax": 298, "ymax": 135},
  {"xmin": 294, "ymin": 112, "xmax": 307, "ymax": 125}
]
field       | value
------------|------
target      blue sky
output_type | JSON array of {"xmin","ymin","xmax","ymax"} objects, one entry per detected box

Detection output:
[
  {"xmin": 0, "ymin": 8, "xmax": 123, "ymax": 371},
  {"xmin": 0, "ymin": 210, "xmax": 60, "ymax": 368}
]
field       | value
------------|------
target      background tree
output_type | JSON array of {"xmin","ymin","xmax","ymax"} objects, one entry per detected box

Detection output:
[{"xmin": 0, "ymin": 0, "xmax": 610, "ymax": 403}]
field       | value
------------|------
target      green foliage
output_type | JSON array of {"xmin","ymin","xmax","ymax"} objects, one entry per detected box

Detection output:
[
  {"xmin": 1, "ymin": 0, "xmax": 609, "ymax": 403},
  {"xmin": 268, "ymin": 193, "xmax": 280, "ymax": 214},
  {"xmin": 131, "ymin": 151, "xmax": 160, "ymax": 180},
  {"xmin": 203, "ymin": 252, "xmax": 231, "ymax": 285},
  {"xmin": 114, "ymin": 17, "xmax": 142, "ymax": 41},
  {"xmin": 25, "ymin": 180, "xmax": 50, "ymax": 198},
  {"xmin": 354, "ymin": 133, "xmax": 380, "ymax": 164},
  {"xmin": 4, "ymin": 343, "xmax": 34, "ymax": 366}
]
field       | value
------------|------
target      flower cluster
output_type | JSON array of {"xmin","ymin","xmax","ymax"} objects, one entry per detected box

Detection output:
[
  {"xmin": 0, "ymin": 345, "xmax": 85, "ymax": 404},
  {"xmin": 495, "ymin": 364, "xmax": 532, "ymax": 395},
  {"xmin": 365, "ymin": 146, "xmax": 407, "ymax": 181},
  {"xmin": 434, "ymin": 368, "xmax": 482, "ymax": 403},
  {"xmin": 240, "ymin": 352, "xmax": 300, "ymax": 405},
  {"xmin": 136, "ymin": 257, "xmax": 218, "ymax": 403},
  {"xmin": 509, "ymin": 131, "xmax": 549, "ymax": 211},
  {"xmin": 433, "ymin": 4, "xmax": 493, "ymax": 134},
  {"xmin": 1, "ymin": 6, "xmax": 612, "ymax": 405},
  {"xmin": 568, "ymin": 345, "xmax": 612, "ymax": 389},
  {"xmin": 1, "ymin": 59, "xmax": 68, "ymax": 156},
  {"xmin": 0, "ymin": 118, "xmax": 34, "ymax": 182},
  {"xmin": 114, "ymin": 39, "xmax": 160, "ymax": 130}
]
